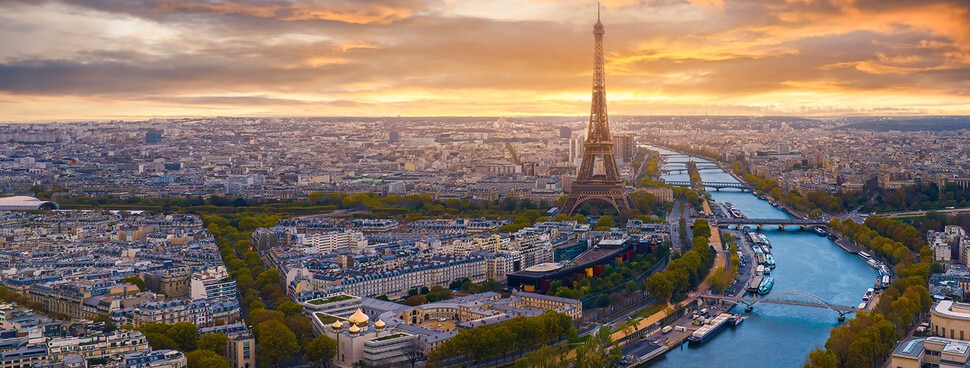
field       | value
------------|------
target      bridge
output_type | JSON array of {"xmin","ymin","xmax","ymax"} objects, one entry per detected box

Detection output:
[
  {"xmin": 702, "ymin": 290, "xmax": 860, "ymax": 320},
  {"xmin": 661, "ymin": 166, "xmax": 721, "ymax": 175},
  {"xmin": 663, "ymin": 181, "xmax": 749, "ymax": 191},
  {"xmin": 714, "ymin": 218, "xmax": 827, "ymax": 230}
]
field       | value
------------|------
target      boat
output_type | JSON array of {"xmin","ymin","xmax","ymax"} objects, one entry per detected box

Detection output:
[
  {"xmin": 756, "ymin": 265, "xmax": 765, "ymax": 276},
  {"xmin": 730, "ymin": 208, "xmax": 745, "ymax": 219},
  {"xmin": 878, "ymin": 266, "xmax": 891, "ymax": 276},
  {"xmin": 882, "ymin": 275, "xmax": 891, "ymax": 288},
  {"xmin": 731, "ymin": 314, "xmax": 745, "ymax": 326},
  {"xmin": 765, "ymin": 254, "xmax": 776, "ymax": 268},
  {"xmin": 758, "ymin": 234, "xmax": 771, "ymax": 248},
  {"xmin": 866, "ymin": 259, "xmax": 881, "ymax": 269},
  {"xmin": 688, "ymin": 313, "xmax": 733, "ymax": 345},
  {"xmin": 758, "ymin": 276, "xmax": 774, "ymax": 295},
  {"xmin": 814, "ymin": 227, "xmax": 828, "ymax": 237},
  {"xmin": 859, "ymin": 251, "xmax": 871, "ymax": 260},
  {"xmin": 747, "ymin": 275, "xmax": 764, "ymax": 293},
  {"xmin": 827, "ymin": 233, "xmax": 837, "ymax": 240},
  {"xmin": 858, "ymin": 301, "xmax": 868, "ymax": 310}
]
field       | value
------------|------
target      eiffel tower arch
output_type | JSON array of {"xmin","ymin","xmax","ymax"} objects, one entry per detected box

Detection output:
[{"xmin": 562, "ymin": 8, "xmax": 634, "ymax": 216}]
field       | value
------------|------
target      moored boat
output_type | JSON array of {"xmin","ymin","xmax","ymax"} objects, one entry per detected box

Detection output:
[
  {"xmin": 732, "ymin": 314, "xmax": 745, "ymax": 326},
  {"xmin": 758, "ymin": 276, "xmax": 774, "ymax": 295},
  {"xmin": 747, "ymin": 275, "xmax": 764, "ymax": 293},
  {"xmin": 688, "ymin": 313, "xmax": 733, "ymax": 345},
  {"xmin": 759, "ymin": 234, "xmax": 771, "ymax": 248}
]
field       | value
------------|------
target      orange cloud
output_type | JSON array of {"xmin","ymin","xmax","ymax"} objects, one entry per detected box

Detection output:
[{"xmin": 153, "ymin": 0, "xmax": 417, "ymax": 24}]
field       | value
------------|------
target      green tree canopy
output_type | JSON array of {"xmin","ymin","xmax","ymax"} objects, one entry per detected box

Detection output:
[
  {"xmin": 277, "ymin": 301, "xmax": 304, "ymax": 317},
  {"xmin": 198, "ymin": 332, "xmax": 228, "ymax": 356},
  {"xmin": 123, "ymin": 276, "xmax": 147, "ymax": 292},
  {"xmin": 594, "ymin": 215, "xmax": 615, "ymax": 231},
  {"xmin": 144, "ymin": 332, "xmax": 178, "ymax": 350},
  {"xmin": 256, "ymin": 320, "xmax": 300, "ymax": 367},
  {"xmin": 304, "ymin": 335, "xmax": 338, "ymax": 367},
  {"xmin": 186, "ymin": 350, "xmax": 231, "ymax": 368},
  {"xmin": 168, "ymin": 322, "xmax": 199, "ymax": 352}
]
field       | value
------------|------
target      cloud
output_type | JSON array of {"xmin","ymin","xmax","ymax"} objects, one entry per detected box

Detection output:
[{"xmin": 0, "ymin": 0, "xmax": 968, "ymax": 119}]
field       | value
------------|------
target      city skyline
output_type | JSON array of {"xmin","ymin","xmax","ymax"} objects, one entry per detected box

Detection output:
[{"xmin": 1, "ymin": 0, "xmax": 969, "ymax": 121}]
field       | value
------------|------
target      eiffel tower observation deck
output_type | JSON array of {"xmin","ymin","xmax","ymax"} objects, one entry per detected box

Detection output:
[{"xmin": 562, "ymin": 6, "xmax": 634, "ymax": 216}]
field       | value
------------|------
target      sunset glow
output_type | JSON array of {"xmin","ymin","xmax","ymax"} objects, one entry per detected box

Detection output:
[{"xmin": 1, "ymin": 0, "xmax": 968, "ymax": 120}]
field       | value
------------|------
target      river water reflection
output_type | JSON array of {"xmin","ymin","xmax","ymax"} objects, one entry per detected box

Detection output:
[{"xmin": 643, "ymin": 146, "xmax": 875, "ymax": 368}]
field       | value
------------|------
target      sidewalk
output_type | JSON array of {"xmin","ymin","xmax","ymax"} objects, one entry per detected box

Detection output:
[{"xmin": 611, "ymin": 229, "xmax": 725, "ymax": 343}]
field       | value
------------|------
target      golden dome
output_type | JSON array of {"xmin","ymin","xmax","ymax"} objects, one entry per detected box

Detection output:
[
  {"xmin": 348, "ymin": 308, "xmax": 370, "ymax": 326},
  {"xmin": 374, "ymin": 319, "xmax": 386, "ymax": 329},
  {"xmin": 348, "ymin": 324, "xmax": 361, "ymax": 334},
  {"xmin": 331, "ymin": 320, "xmax": 343, "ymax": 330}
]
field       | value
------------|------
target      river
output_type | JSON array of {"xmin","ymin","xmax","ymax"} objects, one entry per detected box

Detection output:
[{"xmin": 643, "ymin": 146, "xmax": 876, "ymax": 368}]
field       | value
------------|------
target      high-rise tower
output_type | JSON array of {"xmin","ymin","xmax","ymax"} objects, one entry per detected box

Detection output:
[{"xmin": 561, "ymin": 7, "xmax": 634, "ymax": 216}]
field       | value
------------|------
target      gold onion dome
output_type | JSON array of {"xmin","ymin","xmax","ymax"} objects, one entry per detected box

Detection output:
[
  {"xmin": 374, "ymin": 319, "xmax": 386, "ymax": 329},
  {"xmin": 348, "ymin": 308, "xmax": 370, "ymax": 327},
  {"xmin": 331, "ymin": 320, "xmax": 343, "ymax": 330},
  {"xmin": 348, "ymin": 324, "xmax": 361, "ymax": 334}
]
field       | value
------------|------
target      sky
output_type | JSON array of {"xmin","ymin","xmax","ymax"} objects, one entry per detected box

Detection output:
[{"xmin": 1, "ymin": 0, "xmax": 968, "ymax": 121}]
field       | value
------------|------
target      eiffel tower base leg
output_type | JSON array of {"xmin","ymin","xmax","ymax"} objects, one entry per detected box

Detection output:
[{"xmin": 562, "ymin": 187, "xmax": 634, "ymax": 216}]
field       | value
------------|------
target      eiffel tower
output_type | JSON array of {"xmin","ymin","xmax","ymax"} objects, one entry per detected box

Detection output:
[{"xmin": 562, "ymin": 6, "xmax": 634, "ymax": 216}]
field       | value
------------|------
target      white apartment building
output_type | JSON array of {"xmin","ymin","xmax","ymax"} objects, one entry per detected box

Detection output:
[
  {"xmin": 190, "ymin": 266, "xmax": 238, "ymax": 302},
  {"xmin": 300, "ymin": 231, "xmax": 368, "ymax": 254}
]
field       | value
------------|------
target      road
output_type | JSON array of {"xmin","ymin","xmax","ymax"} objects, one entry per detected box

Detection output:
[{"xmin": 879, "ymin": 207, "xmax": 970, "ymax": 218}]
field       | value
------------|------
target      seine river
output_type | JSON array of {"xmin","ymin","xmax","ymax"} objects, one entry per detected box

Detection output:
[{"xmin": 643, "ymin": 146, "xmax": 876, "ymax": 368}]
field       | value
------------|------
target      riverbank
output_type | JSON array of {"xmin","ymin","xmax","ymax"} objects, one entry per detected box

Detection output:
[{"xmin": 638, "ymin": 145, "xmax": 876, "ymax": 368}]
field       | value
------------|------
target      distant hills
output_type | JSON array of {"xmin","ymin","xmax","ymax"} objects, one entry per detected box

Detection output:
[{"xmin": 833, "ymin": 116, "xmax": 970, "ymax": 131}]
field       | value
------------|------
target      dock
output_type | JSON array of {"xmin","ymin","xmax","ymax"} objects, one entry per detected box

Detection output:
[{"xmin": 832, "ymin": 236, "xmax": 861, "ymax": 254}]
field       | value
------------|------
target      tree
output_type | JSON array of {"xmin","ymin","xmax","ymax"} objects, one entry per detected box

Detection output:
[
  {"xmin": 198, "ymin": 332, "xmax": 228, "ymax": 356},
  {"xmin": 30, "ymin": 184, "xmax": 45, "ymax": 197},
  {"xmin": 285, "ymin": 314, "xmax": 315, "ymax": 341},
  {"xmin": 168, "ymin": 322, "xmax": 199, "ymax": 352},
  {"xmin": 304, "ymin": 335, "xmax": 338, "ymax": 368},
  {"xmin": 93, "ymin": 314, "xmax": 117, "ymax": 333},
  {"xmin": 405, "ymin": 295, "xmax": 428, "ymax": 306},
  {"xmin": 404, "ymin": 338, "xmax": 424, "ymax": 368},
  {"xmin": 257, "ymin": 320, "xmax": 300, "ymax": 368},
  {"xmin": 123, "ymin": 276, "xmax": 147, "ymax": 292},
  {"xmin": 251, "ymin": 309, "xmax": 286, "ymax": 326},
  {"xmin": 144, "ymin": 332, "xmax": 178, "ymax": 350},
  {"xmin": 594, "ymin": 215, "xmax": 615, "ymax": 231},
  {"xmin": 645, "ymin": 273, "xmax": 674, "ymax": 302},
  {"xmin": 278, "ymin": 301, "xmax": 304, "ymax": 317},
  {"xmin": 594, "ymin": 294, "xmax": 611, "ymax": 308},
  {"xmin": 186, "ymin": 349, "xmax": 231, "ymax": 368},
  {"xmin": 256, "ymin": 268, "xmax": 281, "ymax": 288}
]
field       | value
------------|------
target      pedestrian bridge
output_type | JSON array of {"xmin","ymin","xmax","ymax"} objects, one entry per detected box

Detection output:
[
  {"xmin": 661, "ymin": 166, "xmax": 720, "ymax": 174},
  {"xmin": 663, "ymin": 180, "xmax": 749, "ymax": 191},
  {"xmin": 714, "ymin": 218, "xmax": 827, "ymax": 230},
  {"xmin": 702, "ymin": 290, "xmax": 860, "ymax": 320}
]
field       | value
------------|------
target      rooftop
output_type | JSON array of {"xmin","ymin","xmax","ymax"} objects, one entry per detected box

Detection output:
[{"xmin": 307, "ymin": 294, "xmax": 356, "ymax": 305}]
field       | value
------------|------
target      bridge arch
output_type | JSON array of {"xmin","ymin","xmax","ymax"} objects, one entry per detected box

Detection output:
[{"xmin": 705, "ymin": 289, "xmax": 858, "ymax": 321}]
